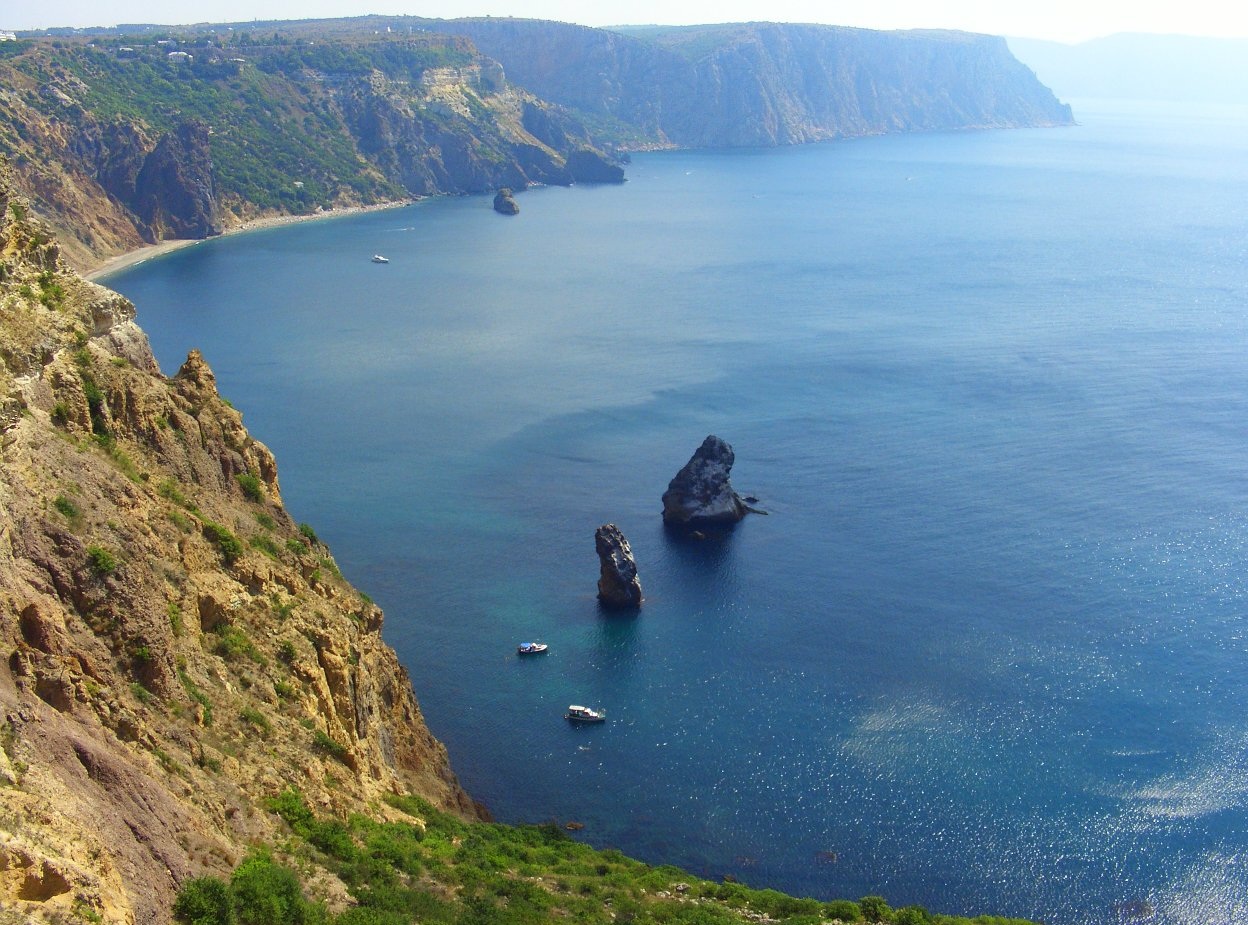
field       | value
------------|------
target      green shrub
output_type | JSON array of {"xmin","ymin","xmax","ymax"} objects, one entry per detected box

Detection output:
[
  {"xmin": 80, "ymin": 375, "xmax": 109, "ymax": 437},
  {"xmin": 229, "ymin": 851, "xmax": 311, "ymax": 925},
  {"xmin": 298, "ymin": 522, "xmax": 319, "ymax": 545},
  {"xmin": 53, "ymin": 494, "xmax": 81, "ymax": 520},
  {"xmin": 202, "ymin": 520, "xmax": 244, "ymax": 564},
  {"xmin": 173, "ymin": 876, "xmax": 233, "ymax": 925},
  {"xmin": 312, "ymin": 730, "xmax": 349, "ymax": 763},
  {"xmin": 825, "ymin": 899, "xmax": 862, "ymax": 921},
  {"xmin": 893, "ymin": 907, "xmax": 933, "ymax": 925},
  {"xmin": 254, "ymin": 511, "xmax": 277, "ymax": 530},
  {"xmin": 86, "ymin": 545, "xmax": 117, "ymax": 576},
  {"xmin": 267, "ymin": 788, "xmax": 316, "ymax": 830},
  {"xmin": 859, "ymin": 896, "xmax": 892, "ymax": 923},
  {"xmin": 277, "ymin": 640, "xmax": 297, "ymax": 664},
  {"xmin": 237, "ymin": 472, "xmax": 264, "ymax": 502}
]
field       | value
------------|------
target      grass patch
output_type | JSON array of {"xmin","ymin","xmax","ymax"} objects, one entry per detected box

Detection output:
[
  {"xmin": 213, "ymin": 625, "xmax": 266, "ymax": 666},
  {"xmin": 178, "ymin": 670, "xmax": 214, "ymax": 726},
  {"xmin": 239, "ymin": 706, "xmax": 271, "ymax": 735},
  {"xmin": 249, "ymin": 534, "xmax": 282, "ymax": 559}
]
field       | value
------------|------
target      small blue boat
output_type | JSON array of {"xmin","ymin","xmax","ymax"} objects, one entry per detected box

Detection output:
[{"xmin": 517, "ymin": 642, "xmax": 549, "ymax": 655}]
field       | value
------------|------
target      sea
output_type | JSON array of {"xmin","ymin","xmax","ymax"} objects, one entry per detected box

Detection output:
[{"xmin": 107, "ymin": 99, "xmax": 1248, "ymax": 925}]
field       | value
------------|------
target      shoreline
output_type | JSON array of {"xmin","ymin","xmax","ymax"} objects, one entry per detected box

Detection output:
[{"xmin": 85, "ymin": 199, "xmax": 415, "ymax": 281}]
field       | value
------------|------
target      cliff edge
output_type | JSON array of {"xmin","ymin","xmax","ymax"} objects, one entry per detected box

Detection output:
[{"xmin": 0, "ymin": 156, "xmax": 477, "ymax": 924}]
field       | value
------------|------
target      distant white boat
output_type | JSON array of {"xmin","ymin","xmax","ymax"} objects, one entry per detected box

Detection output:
[
  {"xmin": 517, "ymin": 642, "xmax": 548, "ymax": 655},
  {"xmin": 371, "ymin": 254, "xmax": 389, "ymax": 263},
  {"xmin": 565, "ymin": 705, "xmax": 605, "ymax": 723}
]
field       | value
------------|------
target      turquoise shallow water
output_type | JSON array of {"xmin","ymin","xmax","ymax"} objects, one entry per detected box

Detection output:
[{"xmin": 109, "ymin": 100, "xmax": 1248, "ymax": 924}]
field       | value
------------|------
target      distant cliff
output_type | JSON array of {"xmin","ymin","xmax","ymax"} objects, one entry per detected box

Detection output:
[
  {"xmin": 0, "ymin": 28, "xmax": 620, "ymax": 270},
  {"xmin": 0, "ymin": 16, "xmax": 1074, "ymax": 270},
  {"xmin": 422, "ymin": 18, "xmax": 1075, "ymax": 147},
  {"xmin": 0, "ymin": 157, "xmax": 477, "ymax": 922}
]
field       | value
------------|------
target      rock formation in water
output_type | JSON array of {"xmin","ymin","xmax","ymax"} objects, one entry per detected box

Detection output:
[
  {"xmin": 493, "ymin": 187, "xmax": 520, "ymax": 214},
  {"xmin": 596, "ymin": 524, "xmax": 642, "ymax": 609},
  {"xmin": 661, "ymin": 435, "xmax": 749, "ymax": 526},
  {"xmin": 0, "ymin": 157, "xmax": 478, "ymax": 922}
]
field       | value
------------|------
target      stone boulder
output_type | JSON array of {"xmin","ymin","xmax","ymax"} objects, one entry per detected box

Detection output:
[
  {"xmin": 595, "ymin": 524, "xmax": 642, "ymax": 609},
  {"xmin": 661, "ymin": 435, "xmax": 748, "ymax": 526},
  {"xmin": 493, "ymin": 188, "xmax": 519, "ymax": 214}
]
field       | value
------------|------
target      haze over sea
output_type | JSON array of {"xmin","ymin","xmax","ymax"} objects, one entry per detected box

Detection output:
[{"xmin": 110, "ymin": 99, "xmax": 1248, "ymax": 925}]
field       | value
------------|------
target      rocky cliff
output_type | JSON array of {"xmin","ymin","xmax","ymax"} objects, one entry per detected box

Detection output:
[
  {"xmin": 424, "ymin": 18, "xmax": 1075, "ymax": 147},
  {"xmin": 0, "ymin": 30, "xmax": 622, "ymax": 270},
  {"xmin": 0, "ymin": 157, "xmax": 477, "ymax": 924}
]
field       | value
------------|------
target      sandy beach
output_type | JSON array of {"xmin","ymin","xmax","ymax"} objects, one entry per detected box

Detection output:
[{"xmin": 85, "ymin": 199, "xmax": 414, "ymax": 281}]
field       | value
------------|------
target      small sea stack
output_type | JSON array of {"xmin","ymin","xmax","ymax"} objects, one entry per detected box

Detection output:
[
  {"xmin": 493, "ymin": 188, "xmax": 519, "ymax": 214},
  {"xmin": 595, "ymin": 523, "xmax": 642, "ymax": 609},
  {"xmin": 661, "ymin": 435, "xmax": 748, "ymax": 527}
]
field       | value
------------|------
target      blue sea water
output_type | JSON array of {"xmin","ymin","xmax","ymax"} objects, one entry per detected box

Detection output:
[{"xmin": 108, "ymin": 100, "xmax": 1248, "ymax": 924}]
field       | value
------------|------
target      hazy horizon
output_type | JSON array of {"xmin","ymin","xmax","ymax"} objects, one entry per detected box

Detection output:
[{"xmin": 6, "ymin": 1, "xmax": 1248, "ymax": 44}]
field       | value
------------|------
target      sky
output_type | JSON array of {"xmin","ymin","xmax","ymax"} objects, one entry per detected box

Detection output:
[{"xmin": 5, "ymin": 0, "xmax": 1248, "ymax": 44}]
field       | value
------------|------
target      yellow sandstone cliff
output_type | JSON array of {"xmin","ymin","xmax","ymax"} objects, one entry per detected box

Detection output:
[{"xmin": 0, "ymin": 156, "xmax": 477, "ymax": 924}]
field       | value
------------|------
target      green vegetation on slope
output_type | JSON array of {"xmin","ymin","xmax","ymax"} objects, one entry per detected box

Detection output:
[
  {"xmin": 6, "ymin": 38, "xmax": 409, "ymax": 212},
  {"xmin": 175, "ymin": 789, "xmax": 1036, "ymax": 925}
]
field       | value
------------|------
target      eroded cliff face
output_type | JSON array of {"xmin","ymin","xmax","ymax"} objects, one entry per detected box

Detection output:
[
  {"xmin": 0, "ymin": 158, "xmax": 476, "ymax": 924},
  {"xmin": 426, "ymin": 19, "xmax": 1075, "ymax": 147}
]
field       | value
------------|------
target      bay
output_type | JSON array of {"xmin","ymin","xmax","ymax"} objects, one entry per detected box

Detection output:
[{"xmin": 108, "ymin": 99, "xmax": 1248, "ymax": 925}]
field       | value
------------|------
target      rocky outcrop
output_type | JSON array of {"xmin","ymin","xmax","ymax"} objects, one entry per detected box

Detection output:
[
  {"xmin": 426, "ymin": 18, "xmax": 1074, "ymax": 147},
  {"xmin": 662, "ymin": 435, "xmax": 749, "ymax": 527},
  {"xmin": 0, "ymin": 159, "xmax": 477, "ymax": 923},
  {"xmin": 595, "ymin": 524, "xmax": 642, "ymax": 609},
  {"xmin": 567, "ymin": 149, "xmax": 626, "ymax": 184},
  {"xmin": 493, "ymin": 188, "xmax": 520, "ymax": 214},
  {"xmin": 133, "ymin": 121, "xmax": 222, "ymax": 241}
]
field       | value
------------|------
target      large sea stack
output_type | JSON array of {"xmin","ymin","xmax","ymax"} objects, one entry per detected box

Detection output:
[
  {"xmin": 596, "ymin": 524, "xmax": 642, "ymax": 609},
  {"xmin": 661, "ymin": 435, "xmax": 748, "ymax": 526},
  {"xmin": 493, "ymin": 188, "xmax": 520, "ymax": 214}
]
